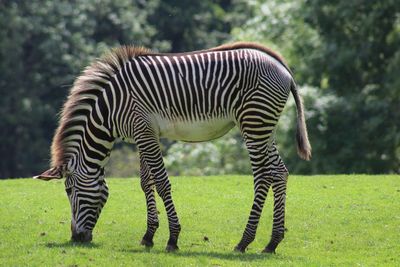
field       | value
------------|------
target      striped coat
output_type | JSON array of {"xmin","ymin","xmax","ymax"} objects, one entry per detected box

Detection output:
[{"xmin": 35, "ymin": 42, "xmax": 311, "ymax": 253}]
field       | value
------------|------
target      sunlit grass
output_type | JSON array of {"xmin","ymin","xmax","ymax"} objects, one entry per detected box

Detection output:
[{"xmin": 0, "ymin": 175, "xmax": 399, "ymax": 266}]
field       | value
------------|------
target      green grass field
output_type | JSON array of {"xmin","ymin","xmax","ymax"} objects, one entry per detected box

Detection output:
[{"xmin": 0, "ymin": 175, "xmax": 399, "ymax": 266}]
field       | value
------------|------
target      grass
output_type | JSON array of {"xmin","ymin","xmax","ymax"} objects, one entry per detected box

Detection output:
[{"xmin": 0, "ymin": 175, "xmax": 399, "ymax": 266}]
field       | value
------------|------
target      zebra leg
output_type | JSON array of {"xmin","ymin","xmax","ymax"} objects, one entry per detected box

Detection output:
[
  {"xmin": 263, "ymin": 144, "xmax": 288, "ymax": 253},
  {"xmin": 235, "ymin": 144, "xmax": 272, "ymax": 252},
  {"xmin": 139, "ymin": 155, "xmax": 159, "ymax": 248},
  {"xmin": 135, "ymin": 133, "xmax": 181, "ymax": 252},
  {"xmin": 154, "ymin": 170, "xmax": 181, "ymax": 252}
]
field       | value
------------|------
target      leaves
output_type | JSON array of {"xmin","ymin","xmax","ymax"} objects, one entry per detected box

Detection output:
[
  {"xmin": 1, "ymin": 0, "xmax": 398, "ymax": 177},
  {"xmin": 0, "ymin": 0, "xmax": 244, "ymax": 178},
  {"xmin": 237, "ymin": 0, "xmax": 400, "ymax": 173},
  {"xmin": 0, "ymin": 0, "xmax": 160, "ymax": 177}
]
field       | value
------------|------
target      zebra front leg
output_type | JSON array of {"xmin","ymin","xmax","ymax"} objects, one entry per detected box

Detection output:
[
  {"xmin": 136, "ymin": 133, "xmax": 181, "ymax": 252},
  {"xmin": 263, "ymin": 147, "xmax": 288, "ymax": 253},
  {"xmin": 140, "ymin": 186, "xmax": 159, "ymax": 247}
]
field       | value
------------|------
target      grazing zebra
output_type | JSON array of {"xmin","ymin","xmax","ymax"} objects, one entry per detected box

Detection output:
[{"xmin": 34, "ymin": 42, "xmax": 311, "ymax": 253}]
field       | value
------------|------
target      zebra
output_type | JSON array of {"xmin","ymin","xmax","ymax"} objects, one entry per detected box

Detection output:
[{"xmin": 34, "ymin": 42, "xmax": 311, "ymax": 253}]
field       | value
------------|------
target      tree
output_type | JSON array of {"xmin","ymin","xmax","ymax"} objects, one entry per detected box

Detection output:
[
  {"xmin": 149, "ymin": 0, "xmax": 252, "ymax": 52},
  {"xmin": 0, "ymin": 0, "xmax": 250, "ymax": 178},
  {"xmin": 164, "ymin": 130, "xmax": 251, "ymax": 176},
  {"xmin": 0, "ymin": 0, "xmax": 160, "ymax": 178},
  {"xmin": 302, "ymin": 0, "xmax": 400, "ymax": 173},
  {"xmin": 234, "ymin": 0, "xmax": 400, "ymax": 173}
]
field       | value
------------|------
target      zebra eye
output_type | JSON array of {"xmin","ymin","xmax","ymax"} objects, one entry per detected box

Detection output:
[{"xmin": 65, "ymin": 187, "xmax": 72, "ymax": 196}]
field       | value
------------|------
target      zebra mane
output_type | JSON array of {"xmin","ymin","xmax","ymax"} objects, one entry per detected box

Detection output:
[{"xmin": 51, "ymin": 46, "xmax": 154, "ymax": 168}]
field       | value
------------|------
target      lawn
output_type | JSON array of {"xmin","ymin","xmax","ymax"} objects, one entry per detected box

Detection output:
[{"xmin": 0, "ymin": 175, "xmax": 399, "ymax": 266}]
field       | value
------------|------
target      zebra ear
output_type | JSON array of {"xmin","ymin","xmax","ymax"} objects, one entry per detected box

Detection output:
[{"xmin": 33, "ymin": 166, "xmax": 63, "ymax": 181}]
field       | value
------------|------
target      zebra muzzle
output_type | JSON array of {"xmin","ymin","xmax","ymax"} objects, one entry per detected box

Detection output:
[{"xmin": 71, "ymin": 230, "xmax": 92, "ymax": 243}]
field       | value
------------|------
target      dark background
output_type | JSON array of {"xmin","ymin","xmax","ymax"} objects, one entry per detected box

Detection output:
[{"xmin": 0, "ymin": 0, "xmax": 399, "ymax": 178}]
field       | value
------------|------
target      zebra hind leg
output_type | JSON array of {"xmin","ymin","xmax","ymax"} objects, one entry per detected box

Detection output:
[
  {"xmin": 155, "ymin": 176, "xmax": 181, "ymax": 252},
  {"xmin": 234, "ymin": 144, "xmax": 272, "ymax": 253},
  {"xmin": 139, "ymin": 156, "xmax": 159, "ymax": 248},
  {"xmin": 262, "ymin": 144, "xmax": 288, "ymax": 253}
]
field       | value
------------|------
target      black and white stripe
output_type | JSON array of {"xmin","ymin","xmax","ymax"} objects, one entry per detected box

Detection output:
[{"xmin": 38, "ymin": 43, "xmax": 311, "ymax": 252}]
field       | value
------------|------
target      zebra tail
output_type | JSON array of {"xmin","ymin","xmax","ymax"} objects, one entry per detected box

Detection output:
[{"xmin": 290, "ymin": 80, "xmax": 312, "ymax": 160}]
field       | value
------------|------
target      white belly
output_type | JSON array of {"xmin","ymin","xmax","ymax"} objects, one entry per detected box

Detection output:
[{"xmin": 153, "ymin": 115, "xmax": 235, "ymax": 142}]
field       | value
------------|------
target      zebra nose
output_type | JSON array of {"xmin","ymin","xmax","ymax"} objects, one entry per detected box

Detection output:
[{"xmin": 71, "ymin": 230, "xmax": 92, "ymax": 243}]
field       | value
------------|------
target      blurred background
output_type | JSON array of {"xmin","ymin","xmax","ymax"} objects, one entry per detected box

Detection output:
[{"xmin": 0, "ymin": 0, "xmax": 399, "ymax": 178}]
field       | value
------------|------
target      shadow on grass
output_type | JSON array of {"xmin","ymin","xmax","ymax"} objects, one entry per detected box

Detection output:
[
  {"xmin": 45, "ymin": 240, "xmax": 101, "ymax": 248},
  {"xmin": 120, "ymin": 248, "xmax": 276, "ymax": 261},
  {"xmin": 43, "ymin": 240, "xmax": 281, "ymax": 262},
  {"xmin": 45, "ymin": 242, "xmax": 285, "ymax": 262}
]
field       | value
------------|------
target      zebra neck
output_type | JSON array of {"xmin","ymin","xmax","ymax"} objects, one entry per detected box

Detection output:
[
  {"xmin": 61, "ymin": 116, "xmax": 115, "ymax": 175},
  {"xmin": 65, "ymin": 149, "xmax": 110, "ymax": 178}
]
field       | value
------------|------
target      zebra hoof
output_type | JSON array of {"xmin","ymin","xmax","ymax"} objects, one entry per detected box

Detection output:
[
  {"xmin": 261, "ymin": 247, "xmax": 276, "ymax": 254},
  {"xmin": 234, "ymin": 245, "xmax": 245, "ymax": 253},
  {"xmin": 166, "ymin": 244, "xmax": 179, "ymax": 252},
  {"xmin": 140, "ymin": 238, "xmax": 154, "ymax": 248}
]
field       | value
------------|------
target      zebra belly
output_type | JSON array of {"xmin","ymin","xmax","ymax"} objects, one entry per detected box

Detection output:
[{"xmin": 153, "ymin": 116, "xmax": 235, "ymax": 142}]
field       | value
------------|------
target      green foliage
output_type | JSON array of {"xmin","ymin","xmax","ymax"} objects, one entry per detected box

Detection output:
[
  {"xmin": 1, "ymin": 0, "xmax": 399, "ymax": 177},
  {"xmin": 149, "ymin": 0, "xmax": 252, "ymax": 52},
  {"xmin": 0, "ymin": 0, "xmax": 161, "ymax": 178},
  {"xmin": 1, "ymin": 175, "xmax": 399, "ymax": 265},
  {"xmin": 301, "ymin": 0, "xmax": 400, "ymax": 173},
  {"xmin": 0, "ymin": 0, "xmax": 247, "ymax": 178},
  {"xmin": 164, "ymin": 129, "xmax": 251, "ymax": 176},
  {"xmin": 276, "ymin": 86, "xmax": 339, "ymax": 174},
  {"xmin": 235, "ymin": 0, "xmax": 400, "ymax": 173},
  {"xmin": 105, "ymin": 143, "xmax": 140, "ymax": 178}
]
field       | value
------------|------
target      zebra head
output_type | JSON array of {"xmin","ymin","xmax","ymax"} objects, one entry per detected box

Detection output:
[{"xmin": 34, "ymin": 165, "xmax": 109, "ymax": 243}]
